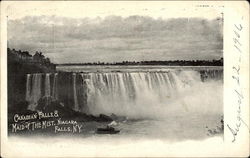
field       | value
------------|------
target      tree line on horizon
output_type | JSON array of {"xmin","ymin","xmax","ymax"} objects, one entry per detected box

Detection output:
[
  {"xmin": 59, "ymin": 58, "xmax": 223, "ymax": 66},
  {"xmin": 7, "ymin": 48, "xmax": 223, "ymax": 66}
]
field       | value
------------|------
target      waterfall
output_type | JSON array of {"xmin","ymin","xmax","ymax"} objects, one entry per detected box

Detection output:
[
  {"xmin": 52, "ymin": 73, "xmax": 58, "ymax": 100},
  {"xmin": 85, "ymin": 72, "xmax": 184, "ymax": 115},
  {"xmin": 26, "ymin": 73, "xmax": 58, "ymax": 110},
  {"xmin": 73, "ymin": 73, "xmax": 79, "ymax": 111},
  {"xmin": 45, "ymin": 73, "xmax": 51, "ymax": 97},
  {"xmin": 28, "ymin": 73, "xmax": 42, "ymax": 111},
  {"xmin": 24, "ymin": 69, "xmax": 222, "ymax": 114},
  {"xmin": 84, "ymin": 70, "xmax": 222, "ymax": 118},
  {"xmin": 80, "ymin": 73, "xmax": 90, "ymax": 113},
  {"xmin": 25, "ymin": 74, "xmax": 31, "ymax": 101}
]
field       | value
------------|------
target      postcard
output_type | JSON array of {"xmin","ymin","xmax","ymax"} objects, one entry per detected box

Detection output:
[{"xmin": 0, "ymin": 1, "xmax": 249, "ymax": 157}]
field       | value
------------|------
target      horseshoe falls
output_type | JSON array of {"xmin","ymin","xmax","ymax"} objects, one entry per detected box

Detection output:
[{"xmin": 25, "ymin": 68, "xmax": 223, "ymax": 119}]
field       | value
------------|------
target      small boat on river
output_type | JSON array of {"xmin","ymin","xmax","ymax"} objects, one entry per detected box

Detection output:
[{"xmin": 96, "ymin": 126, "xmax": 120, "ymax": 134}]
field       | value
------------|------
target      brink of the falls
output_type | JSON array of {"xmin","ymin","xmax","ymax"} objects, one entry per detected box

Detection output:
[{"xmin": 25, "ymin": 69, "xmax": 223, "ymax": 119}]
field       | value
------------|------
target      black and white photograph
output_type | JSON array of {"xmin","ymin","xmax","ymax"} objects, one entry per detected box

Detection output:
[{"xmin": 1, "ymin": 1, "xmax": 249, "ymax": 157}]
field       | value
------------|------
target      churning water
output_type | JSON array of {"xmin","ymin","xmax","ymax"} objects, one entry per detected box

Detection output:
[
  {"xmin": 25, "ymin": 66, "xmax": 223, "ymax": 140},
  {"xmin": 84, "ymin": 71, "xmax": 222, "ymax": 119}
]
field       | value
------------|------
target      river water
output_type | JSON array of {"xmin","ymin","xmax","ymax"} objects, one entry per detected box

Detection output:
[{"xmin": 25, "ymin": 65, "xmax": 223, "ymax": 141}]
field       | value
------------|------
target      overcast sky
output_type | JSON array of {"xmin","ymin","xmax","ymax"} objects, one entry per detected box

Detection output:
[{"xmin": 6, "ymin": 2, "xmax": 223, "ymax": 63}]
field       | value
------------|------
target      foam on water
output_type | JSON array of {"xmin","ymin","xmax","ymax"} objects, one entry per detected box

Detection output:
[
  {"xmin": 85, "ymin": 70, "xmax": 222, "ymax": 119},
  {"xmin": 25, "ymin": 69, "xmax": 223, "ymax": 119},
  {"xmin": 22, "ymin": 68, "xmax": 223, "ymax": 142}
]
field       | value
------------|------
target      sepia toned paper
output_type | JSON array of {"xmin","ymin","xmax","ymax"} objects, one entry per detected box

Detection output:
[{"xmin": 0, "ymin": 1, "xmax": 249, "ymax": 157}]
